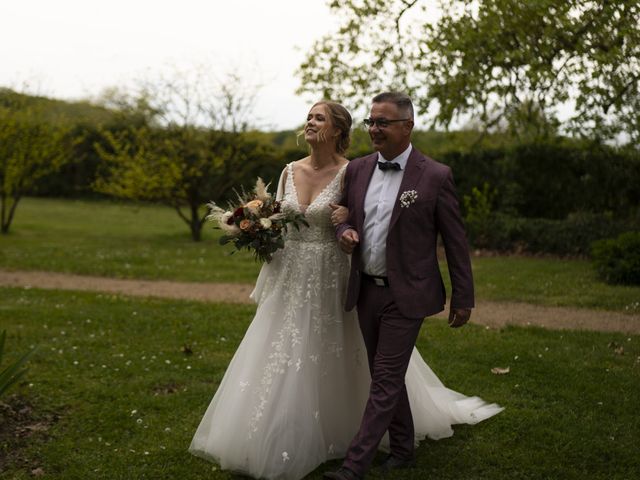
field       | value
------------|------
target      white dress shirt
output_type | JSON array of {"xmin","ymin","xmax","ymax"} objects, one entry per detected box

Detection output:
[{"xmin": 361, "ymin": 144, "xmax": 412, "ymax": 276}]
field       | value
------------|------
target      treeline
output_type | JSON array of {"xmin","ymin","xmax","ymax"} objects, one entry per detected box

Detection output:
[
  {"xmin": 0, "ymin": 89, "xmax": 294, "ymax": 197},
  {"xmin": 2, "ymin": 88, "xmax": 639, "ymax": 261},
  {"xmin": 0, "ymin": 84, "xmax": 303, "ymax": 240}
]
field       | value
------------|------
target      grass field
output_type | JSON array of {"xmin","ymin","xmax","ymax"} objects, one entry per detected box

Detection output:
[
  {"xmin": 1, "ymin": 197, "xmax": 639, "ymax": 312},
  {"xmin": 0, "ymin": 197, "xmax": 259, "ymax": 283},
  {"xmin": 1, "ymin": 287, "xmax": 639, "ymax": 479}
]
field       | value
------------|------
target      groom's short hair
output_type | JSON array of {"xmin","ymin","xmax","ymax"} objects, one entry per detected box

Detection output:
[{"xmin": 372, "ymin": 92, "xmax": 414, "ymax": 119}]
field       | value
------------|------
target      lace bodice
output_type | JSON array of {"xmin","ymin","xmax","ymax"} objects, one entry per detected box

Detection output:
[{"xmin": 281, "ymin": 162, "xmax": 347, "ymax": 243}]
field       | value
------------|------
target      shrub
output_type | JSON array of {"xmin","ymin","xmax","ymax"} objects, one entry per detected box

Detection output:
[
  {"xmin": 591, "ymin": 232, "xmax": 640, "ymax": 285},
  {"xmin": 463, "ymin": 183, "xmax": 497, "ymax": 248},
  {"xmin": 470, "ymin": 213, "xmax": 637, "ymax": 256},
  {"xmin": 515, "ymin": 212, "xmax": 629, "ymax": 256},
  {"xmin": 440, "ymin": 140, "xmax": 640, "ymax": 221}
]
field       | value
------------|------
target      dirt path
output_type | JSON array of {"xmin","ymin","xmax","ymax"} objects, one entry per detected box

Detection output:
[{"xmin": 1, "ymin": 269, "xmax": 638, "ymax": 334}]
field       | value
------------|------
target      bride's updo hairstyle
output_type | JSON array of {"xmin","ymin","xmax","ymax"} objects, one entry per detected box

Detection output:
[{"xmin": 311, "ymin": 101, "xmax": 352, "ymax": 155}]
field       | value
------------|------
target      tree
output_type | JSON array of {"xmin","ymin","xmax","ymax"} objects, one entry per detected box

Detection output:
[
  {"xmin": 298, "ymin": 0, "xmax": 640, "ymax": 145},
  {"xmin": 94, "ymin": 69, "xmax": 277, "ymax": 241},
  {"xmin": 0, "ymin": 94, "xmax": 70, "ymax": 234}
]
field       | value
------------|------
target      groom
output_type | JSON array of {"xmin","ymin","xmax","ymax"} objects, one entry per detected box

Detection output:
[{"xmin": 325, "ymin": 92, "xmax": 474, "ymax": 480}]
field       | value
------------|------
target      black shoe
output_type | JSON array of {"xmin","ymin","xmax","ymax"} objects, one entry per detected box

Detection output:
[
  {"xmin": 380, "ymin": 454, "xmax": 416, "ymax": 472},
  {"xmin": 323, "ymin": 466, "xmax": 363, "ymax": 480}
]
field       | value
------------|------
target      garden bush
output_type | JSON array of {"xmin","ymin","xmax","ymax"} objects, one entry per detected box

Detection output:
[
  {"xmin": 468, "ymin": 213, "xmax": 638, "ymax": 256},
  {"xmin": 444, "ymin": 140, "xmax": 640, "ymax": 221},
  {"xmin": 591, "ymin": 232, "xmax": 640, "ymax": 285}
]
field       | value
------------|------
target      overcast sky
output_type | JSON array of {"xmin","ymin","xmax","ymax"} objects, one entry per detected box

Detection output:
[{"xmin": 0, "ymin": 0, "xmax": 339, "ymax": 130}]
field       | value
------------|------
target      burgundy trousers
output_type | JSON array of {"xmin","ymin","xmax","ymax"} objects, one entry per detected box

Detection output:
[{"xmin": 342, "ymin": 276, "xmax": 424, "ymax": 477}]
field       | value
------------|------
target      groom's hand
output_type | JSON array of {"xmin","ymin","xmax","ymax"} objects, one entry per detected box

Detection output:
[
  {"xmin": 448, "ymin": 308, "xmax": 471, "ymax": 328},
  {"xmin": 339, "ymin": 229, "xmax": 359, "ymax": 254}
]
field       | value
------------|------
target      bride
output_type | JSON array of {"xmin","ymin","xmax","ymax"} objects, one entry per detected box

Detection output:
[{"xmin": 189, "ymin": 101, "xmax": 502, "ymax": 480}]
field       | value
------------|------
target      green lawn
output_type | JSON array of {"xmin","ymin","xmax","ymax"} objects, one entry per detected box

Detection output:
[
  {"xmin": 470, "ymin": 256, "xmax": 640, "ymax": 312},
  {"xmin": 0, "ymin": 197, "xmax": 260, "ymax": 283},
  {"xmin": 1, "ymin": 287, "xmax": 638, "ymax": 479},
  {"xmin": 2, "ymin": 197, "xmax": 639, "ymax": 312}
]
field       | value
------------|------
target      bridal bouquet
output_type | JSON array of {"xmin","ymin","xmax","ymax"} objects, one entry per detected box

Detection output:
[{"xmin": 207, "ymin": 177, "xmax": 308, "ymax": 263}]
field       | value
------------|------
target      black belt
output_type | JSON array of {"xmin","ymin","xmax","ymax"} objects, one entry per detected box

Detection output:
[{"xmin": 361, "ymin": 272, "xmax": 389, "ymax": 287}]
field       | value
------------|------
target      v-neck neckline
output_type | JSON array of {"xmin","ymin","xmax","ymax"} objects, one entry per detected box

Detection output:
[{"xmin": 289, "ymin": 162, "xmax": 347, "ymax": 209}]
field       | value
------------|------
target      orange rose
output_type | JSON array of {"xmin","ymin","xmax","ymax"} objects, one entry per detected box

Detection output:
[{"xmin": 239, "ymin": 219, "xmax": 253, "ymax": 231}]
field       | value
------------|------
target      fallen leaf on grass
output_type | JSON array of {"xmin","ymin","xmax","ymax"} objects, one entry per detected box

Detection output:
[
  {"xmin": 19, "ymin": 406, "xmax": 33, "ymax": 416},
  {"xmin": 31, "ymin": 468, "xmax": 45, "ymax": 476},
  {"xmin": 608, "ymin": 341, "xmax": 625, "ymax": 355},
  {"xmin": 491, "ymin": 367, "xmax": 510, "ymax": 375},
  {"xmin": 152, "ymin": 383, "xmax": 180, "ymax": 395},
  {"xmin": 18, "ymin": 424, "xmax": 47, "ymax": 436},
  {"xmin": 24, "ymin": 423, "xmax": 50, "ymax": 433}
]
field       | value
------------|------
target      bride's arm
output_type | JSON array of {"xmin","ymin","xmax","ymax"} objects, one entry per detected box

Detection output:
[
  {"xmin": 329, "ymin": 162, "xmax": 350, "ymax": 225},
  {"xmin": 330, "ymin": 205, "xmax": 349, "ymax": 226}
]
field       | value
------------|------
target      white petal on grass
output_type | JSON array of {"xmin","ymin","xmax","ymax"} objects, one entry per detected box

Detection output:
[{"xmin": 491, "ymin": 366, "xmax": 510, "ymax": 375}]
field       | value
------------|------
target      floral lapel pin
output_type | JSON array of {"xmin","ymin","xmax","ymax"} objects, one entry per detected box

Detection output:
[{"xmin": 399, "ymin": 190, "xmax": 418, "ymax": 208}]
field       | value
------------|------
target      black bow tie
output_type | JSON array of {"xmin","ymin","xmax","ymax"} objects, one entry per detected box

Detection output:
[{"xmin": 378, "ymin": 161, "xmax": 401, "ymax": 171}]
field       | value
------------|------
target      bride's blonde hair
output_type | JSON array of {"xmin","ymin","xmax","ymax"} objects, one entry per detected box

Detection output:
[{"xmin": 298, "ymin": 101, "xmax": 352, "ymax": 154}]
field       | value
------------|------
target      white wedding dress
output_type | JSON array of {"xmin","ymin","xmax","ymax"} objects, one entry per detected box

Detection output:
[{"xmin": 189, "ymin": 162, "xmax": 503, "ymax": 480}]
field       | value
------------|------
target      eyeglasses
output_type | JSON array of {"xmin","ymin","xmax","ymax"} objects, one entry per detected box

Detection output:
[{"xmin": 363, "ymin": 118, "xmax": 410, "ymax": 129}]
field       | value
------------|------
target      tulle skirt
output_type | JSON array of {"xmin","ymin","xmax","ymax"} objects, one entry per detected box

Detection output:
[{"xmin": 189, "ymin": 242, "xmax": 503, "ymax": 479}]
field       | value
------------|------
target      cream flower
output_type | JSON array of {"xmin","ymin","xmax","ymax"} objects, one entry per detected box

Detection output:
[
  {"xmin": 213, "ymin": 209, "xmax": 239, "ymax": 235},
  {"xmin": 220, "ymin": 211, "xmax": 233, "ymax": 225},
  {"xmin": 399, "ymin": 190, "xmax": 418, "ymax": 208},
  {"xmin": 220, "ymin": 220, "xmax": 240, "ymax": 236},
  {"xmin": 207, "ymin": 202, "xmax": 240, "ymax": 235},
  {"xmin": 259, "ymin": 218, "xmax": 272, "ymax": 229}
]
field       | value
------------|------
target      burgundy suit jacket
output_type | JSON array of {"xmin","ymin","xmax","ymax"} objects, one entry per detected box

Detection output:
[{"xmin": 336, "ymin": 147, "xmax": 474, "ymax": 319}]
